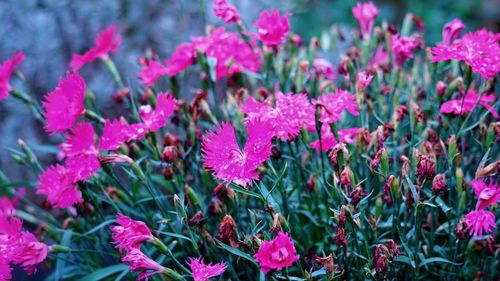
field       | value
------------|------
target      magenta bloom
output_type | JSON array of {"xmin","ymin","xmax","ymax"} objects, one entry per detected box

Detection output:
[
  {"xmin": 110, "ymin": 214, "xmax": 153, "ymax": 251},
  {"xmin": 465, "ymin": 210, "xmax": 496, "ymax": 237},
  {"xmin": 99, "ymin": 119, "xmax": 143, "ymax": 150},
  {"xmin": 121, "ymin": 248, "xmax": 165, "ymax": 281},
  {"xmin": 206, "ymin": 27, "xmax": 261, "ymax": 79},
  {"xmin": 213, "ymin": 0, "xmax": 240, "ymax": 24},
  {"xmin": 254, "ymin": 232, "xmax": 299, "ymax": 274},
  {"xmin": 0, "ymin": 51, "xmax": 24, "ymax": 101},
  {"xmin": 165, "ymin": 43, "xmax": 197, "ymax": 77},
  {"xmin": 391, "ymin": 34, "xmax": 420, "ymax": 67},
  {"xmin": 311, "ymin": 126, "xmax": 360, "ymax": 151},
  {"xmin": 12, "ymin": 232, "xmax": 49, "ymax": 275},
  {"xmin": 312, "ymin": 58, "xmax": 336, "ymax": 80},
  {"xmin": 313, "ymin": 89, "xmax": 360, "ymax": 125},
  {"xmin": 202, "ymin": 120, "xmax": 273, "ymax": 186},
  {"xmin": 137, "ymin": 60, "xmax": 169, "ymax": 87},
  {"xmin": 240, "ymin": 92, "xmax": 314, "ymax": 141},
  {"xmin": 440, "ymin": 90, "xmax": 499, "ymax": 118},
  {"xmin": 472, "ymin": 178, "xmax": 500, "ymax": 210},
  {"xmin": 352, "ymin": 1, "xmax": 379, "ymax": 40},
  {"xmin": 42, "ymin": 72, "xmax": 86, "ymax": 135},
  {"xmin": 62, "ymin": 122, "xmax": 100, "ymax": 182},
  {"xmin": 253, "ymin": 10, "xmax": 290, "ymax": 46},
  {"xmin": 139, "ymin": 93, "xmax": 177, "ymax": 132},
  {"xmin": 356, "ymin": 71, "xmax": 373, "ymax": 92},
  {"xmin": 187, "ymin": 257, "xmax": 226, "ymax": 281},
  {"xmin": 0, "ymin": 263, "xmax": 12, "ymax": 281},
  {"xmin": 442, "ymin": 18, "xmax": 465, "ymax": 46},
  {"xmin": 37, "ymin": 165, "xmax": 82, "ymax": 208},
  {"xmin": 432, "ymin": 29, "xmax": 500, "ymax": 79},
  {"xmin": 369, "ymin": 46, "xmax": 389, "ymax": 68},
  {"xmin": 70, "ymin": 25, "xmax": 122, "ymax": 71}
]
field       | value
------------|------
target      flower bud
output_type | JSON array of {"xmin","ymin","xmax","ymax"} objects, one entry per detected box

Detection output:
[
  {"xmin": 436, "ymin": 81, "xmax": 447, "ymax": 96},
  {"xmin": 339, "ymin": 166, "xmax": 353, "ymax": 187},
  {"xmin": 307, "ymin": 175, "xmax": 318, "ymax": 192},
  {"xmin": 432, "ymin": 174, "xmax": 448, "ymax": 196},
  {"xmin": 184, "ymin": 185, "xmax": 200, "ymax": 207},
  {"xmin": 216, "ymin": 215, "xmax": 238, "ymax": 248},
  {"xmin": 162, "ymin": 145, "xmax": 181, "ymax": 163},
  {"xmin": 456, "ymin": 167, "xmax": 464, "ymax": 192},
  {"xmin": 188, "ymin": 211, "xmax": 205, "ymax": 227},
  {"xmin": 454, "ymin": 218, "xmax": 468, "ymax": 240}
]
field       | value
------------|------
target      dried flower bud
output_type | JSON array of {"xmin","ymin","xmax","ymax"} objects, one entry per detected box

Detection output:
[
  {"xmin": 475, "ymin": 160, "xmax": 500, "ymax": 178},
  {"xmin": 340, "ymin": 167, "xmax": 353, "ymax": 187},
  {"xmin": 188, "ymin": 211, "xmax": 205, "ymax": 227},
  {"xmin": 349, "ymin": 185, "xmax": 367, "ymax": 208},
  {"xmin": 208, "ymin": 198, "xmax": 226, "ymax": 216},
  {"xmin": 386, "ymin": 240, "xmax": 401, "ymax": 257},
  {"xmin": 163, "ymin": 133, "xmax": 181, "ymax": 147},
  {"xmin": 334, "ymin": 227, "xmax": 347, "ymax": 248},
  {"xmin": 436, "ymin": 81, "xmax": 447, "ymax": 96},
  {"xmin": 454, "ymin": 218, "xmax": 468, "ymax": 240},
  {"xmin": 162, "ymin": 145, "xmax": 181, "ymax": 163},
  {"xmin": 485, "ymin": 236, "xmax": 499, "ymax": 256},
  {"xmin": 299, "ymin": 60, "xmax": 310, "ymax": 73},
  {"xmin": 416, "ymin": 154, "xmax": 436, "ymax": 181},
  {"xmin": 307, "ymin": 175, "xmax": 317, "ymax": 192},
  {"xmin": 112, "ymin": 88, "xmax": 130, "ymax": 103},
  {"xmin": 163, "ymin": 166, "xmax": 174, "ymax": 180},
  {"xmin": 290, "ymin": 33, "xmax": 304, "ymax": 46},
  {"xmin": 432, "ymin": 174, "xmax": 448, "ymax": 195},
  {"xmin": 216, "ymin": 215, "xmax": 238, "ymax": 248}
]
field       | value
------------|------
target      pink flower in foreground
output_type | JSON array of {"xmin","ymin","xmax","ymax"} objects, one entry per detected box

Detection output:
[
  {"xmin": 352, "ymin": 1, "xmax": 379, "ymax": 40},
  {"xmin": 70, "ymin": 25, "xmax": 122, "ymax": 71},
  {"xmin": 313, "ymin": 89, "xmax": 360, "ymax": 125},
  {"xmin": 121, "ymin": 248, "xmax": 165, "ymax": 281},
  {"xmin": 391, "ymin": 34, "xmax": 420, "ymax": 67},
  {"xmin": 369, "ymin": 46, "xmax": 389, "ymax": 69},
  {"xmin": 111, "ymin": 214, "xmax": 153, "ymax": 251},
  {"xmin": 42, "ymin": 72, "xmax": 86, "ymax": 135},
  {"xmin": 202, "ymin": 120, "xmax": 273, "ymax": 186},
  {"xmin": 472, "ymin": 178, "xmax": 500, "ymax": 210},
  {"xmin": 37, "ymin": 165, "xmax": 82, "ymax": 208},
  {"xmin": 311, "ymin": 126, "xmax": 360, "ymax": 151},
  {"xmin": 165, "ymin": 43, "xmax": 197, "ymax": 77},
  {"xmin": 440, "ymin": 90, "xmax": 499, "ymax": 118},
  {"xmin": 253, "ymin": 10, "xmax": 290, "ymax": 46},
  {"xmin": 137, "ymin": 60, "xmax": 169, "ymax": 87},
  {"xmin": 442, "ymin": 18, "xmax": 465, "ymax": 46},
  {"xmin": 139, "ymin": 93, "xmax": 177, "ymax": 132},
  {"xmin": 240, "ymin": 92, "xmax": 314, "ymax": 141},
  {"xmin": 312, "ymin": 58, "xmax": 336, "ymax": 80},
  {"xmin": 432, "ymin": 29, "xmax": 500, "ymax": 79},
  {"xmin": 0, "ymin": 263, "xmax": 12, "ymax": 281},
  {"xmin": 0, "ymin": 51, "xmax": 24, "ymax": 101},
  {"xmin": 254, "ymin": 232, "xmax": 299, "ymax": 274},
  {"xmin": 465, "ymin": 210, "xmax": 496, "ymax": 237},
  {"xmin": 206, "ymin": 27, "xmax": 261, "ymax": 79},
  {"xmin": 187, "ymin": 257, "xmax": 226, "ymax": 281},
  {"xmin": 213, "ymin": 0, "xmax": 240, "ymax": 24},
  {"xmin": 99, "ymin": 119, "xmax": 146, "ymax": 150},
  {"xmin": 12, "ymin": 232, "xmax": 49, "ymax": 275},
  {"xmin": 62, "ymin": 122, "xmax": 100, "ymax": 182}
]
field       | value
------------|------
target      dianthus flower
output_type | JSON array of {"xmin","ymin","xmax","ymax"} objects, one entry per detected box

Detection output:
[
  {"xmin": 42, "ymin": 72, "xmax": 86, "ymax": 135},
  {"xmin": 12, "ymin": 232, "xmax": 50, "ymax": 275},
  {"xmin": 310, "ymin": 126, "xmax": 359, "ymax": 151},
  {"xmin": 254, "ymin": 232, "xmax": 299, "ymax": 274},
  {"xmin": 432, "ymin": 29, "xmax": 500, "ymax": 79},
  {"xmin": 187, "ymin": 257, "xmax": 226, "ymax": 281},
  {"xmin": 440, "ymin": 90, "xmax": 499, "ymax": 118},
  {"xmin": 139, "ymin": 93, "xmax": 177, "ymax": 132},
  {"xmin": 472, "ymin": 178, "xmax": 500, "ymax": 210},
  {"xmin": 352, "ymin": 1, "xmax": 379, "ymax": 40},
  {"xmin": 213, "ymin": 0, "xmax": 240, "ymax": 25},
  {"xmin": 465, "ymin": 210, "xmax": 496, "ymax": 237},
  {"xmin": 206, "ymin": 27, "xmax": 261, "ymax": 79},
  {"xmin": 121, "ymin": 248, "xmax": 166, "ymax": 281},
  {"xmin": 391, "ymin": 34, "xmax": 420, "ymax": 67},
  {"xmin": 37, "ymin": 165, "xmax": 82, "ymax": 208},
  {"xmin": 442, "ymin": 18, "xmax": 465, "ymax": 46},
  {"xmin": 202, "ymin": 120, "xmax": 273, "ymax": 186},
  {"xmin": 312, "ymin": 89, "xmax": 359, "ymax": 125},
  {"xmin": 0, "ymin": 263, "xmax": 11, "ymax": 281},
  {"xmin": 356, "ymin": 71, "xmax": 373, "ymax": 92},
  {"xmin": 240, "ymin": 92, "xmax": 314, "ymax": 141},
  {"xmin": 253, "ymin": 10, "xmax": 290, "ymax": 46},
  {"xmin": 369, "ymin": 46, "xmax": 389, "ymax": 69},
  {"xmin": 70, "ymin": 25, "xmax": 121, "ymax": 71},
  {"xmin": 110, "ymin": 214, "xmax": 153, "ymax": 251},
  {"xmin": 99, "ymin": 119, "xmax": 147, "ymax": 150},
  {"xmin": 137, "ymin": 60, "xmax": 169, "ymax": 87},
  {"xmin": 0, "ymin": 51, "xmax": 24, "ymax": 101},
  {"xmin": 165, "ymin": 43, "xmax": 197, "ymax": 77},
  {"xmin": 312, "ymin": 58, "xmax": 336, "ymax": 80}
]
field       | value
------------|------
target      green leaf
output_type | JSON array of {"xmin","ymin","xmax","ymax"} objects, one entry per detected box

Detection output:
[
  {"xmin": 76, "ymin": 264, "xmax": 129, "ymax": 281},
  {"xmin": 435, "ymin": 196, "xmax": 451, "ymax": 213},
  {"xmin": 419, "ymin": 257, "xmax": 459, "ymax": 267},
  {"xmin": 214, "ymin": 238, "xmax": 258, "ymax": 266},
  {"xmin": 394, "ymin": 256, "xmax": 416, "ymax": 269},
  {"xmin": 405, "ymin": 173, "xmax": 420, "ymax": 203},
  {"xmin": 156, "ymin": 231, "xmax": 193, "ymax": 242},
  {"xmin": 55, "ymin": 230, "xmax": 73, "ymax": 281},
  {"xmin": 81, "ymin": 219, "xmax": 115, "ymax": 236},
  {"xmin": 231, "ymin": 184, "xmax": 263, "ymax": 200}
]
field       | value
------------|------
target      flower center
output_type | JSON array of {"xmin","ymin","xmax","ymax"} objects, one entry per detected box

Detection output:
[{"xmin": 271, "ymin": 247, "xmax": 289, "ymax": 263}]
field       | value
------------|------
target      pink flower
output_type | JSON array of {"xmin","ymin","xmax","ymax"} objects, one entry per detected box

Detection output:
[
  {"xmin": 240, "ymin": 92, "xmax": 315, "ymax": 141},
  {"xmin": 187, "ymin": 257, "xmax": 226, "ymax": 281},
  {"xmin": 391, "ymin": 34, "xmax": 419, "ymax": 67},
  {"xmin": 311, "ymin": 126, "xmax": 360, "ymax": 151},
  {"xmin": 369, "ymin": 46, "xmax": 389, "ymax": 69},
  {"xmin": 312, "ymin": 89, "xmax": 360, "ymax": 125},
  {"xmin": 62, "ymin": 122, "xmax": 100, "ymax": 182},
  {"xmin": 139, "ymin": 93, "xmax": 177, "ymax": 132},
  {"xmin": 312, "ymin": 58, "xmax": 336, "ymax": 80},
  {"xmin": 137, "ymin": 60, "xmax": 169, "ymax": 87},
  {"xmin": 213, "ymin": 0, "xmax": 240, "ymax": 24},
  {"xmin": 165, "ymin": 43, "xmax": 197, "ymax": 77},
  {"xmin": 37, "ymin": 165, "xmax": 82, "ymax": 208},
  {"xmin": 472, "ymin": 178, "xmax": 500, "ymax": 210},
  {"xmin": 253, "ymin": 10, "xmax": 290, "ymax": 46},
  {"xmin": 12, "ymin": 232, "xmax": 49, "ymax": 275},
  {"xmin": 70, "ymin": 25, "xmax": 122, "ymax": 71},
  {"xmin": 206, "ymin": 27, "xmax": 261, "ymax": 79},
  {"xmin": 465, "ymin": 210, "xmax": 496, "ymax": 237},
  {"xmin": 65, "ymin": 154, "xmax": 101, "ymax": 182},
  {"xmin": 432, "ymin": 29, "xmax": 500, "ymax": 79},
  {"xmin": 99, "ymin": 119, "xmax": 144, "ymax": 150},
  {"xmin": 254, "ymin": 232, "xmax": 299, "ymax": 274},
  {"xmin": 352, "ymin": 1, "xmax": 379, "ymax": 40},
  {"xmin": 121, "ymin": 248, "xmax": 165, "ymax": 281},
  {"xmin": 111, "ymin": 214, "xmax": 153, "ymax": 251},
  {"xmin": 42, "ymin": 72, "xmax": 86, "ymax": 135},
  {"xmin": 202, "ymin": 120, "xmax": 273, "ymax": 186},
  {"xmin": 442, "ymin": 18, "xmax": 465, "ymax": 46},
  {"xmin": 356, "ymin": 71, "xmax": 373, "ymax": 92},
  {"xmin": 440, "ymin": 90, "xmax": 498, "ymax": 118},
  {"xmin": 0, "ymin": 263, "xmax": 12, "ymax": 281},
  {"xmin": 0, "ymin": 51, "xmax": 24, "ymax": 101}
]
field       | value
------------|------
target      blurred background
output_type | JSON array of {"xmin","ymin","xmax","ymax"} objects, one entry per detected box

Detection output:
[{"xmin": 1, "ymin": 0, "xmax": 499, "ymax": 179}]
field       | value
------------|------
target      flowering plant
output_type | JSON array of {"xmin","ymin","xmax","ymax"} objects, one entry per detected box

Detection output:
[{"xmin": 0, "ymin": 1, "xmax": 499, "ymax": 280}]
